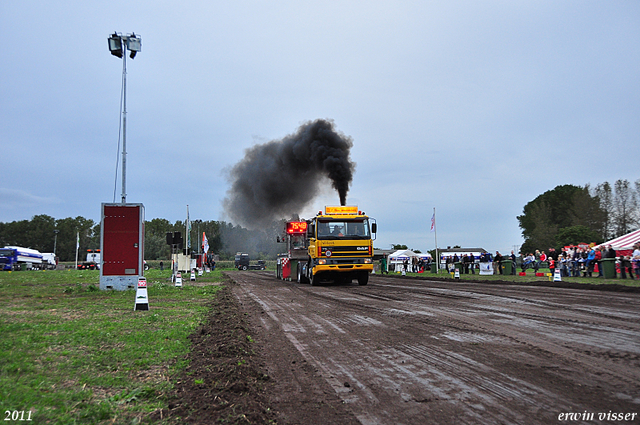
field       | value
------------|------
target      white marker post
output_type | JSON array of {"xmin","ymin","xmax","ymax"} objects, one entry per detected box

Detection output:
[
  {"xmin": 175, "ymin": 272, "xmax": 183, "ymax": 288},
  {"xmin": 134, "ymin": 276, "xmax": 149, "ymax": 311}
]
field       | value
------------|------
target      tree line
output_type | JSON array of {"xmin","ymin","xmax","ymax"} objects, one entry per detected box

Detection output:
[
  {"xmin": 5, "ymin": 179, "xmax": 636, "ymax": 262},
  {"xmin": 517, "ymin": 179, "xmax": 640, "ymax": 254},
  {"xmin": 0, "ymin": 215, "xmax": 289, "ymax": 262}
]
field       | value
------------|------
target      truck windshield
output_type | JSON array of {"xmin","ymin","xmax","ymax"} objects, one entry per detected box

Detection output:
[
  {"xmin": 0, "ymin": 249, "xmax": 15, "ymax": 257},
  {"xmin": 317, "ymin": 219, "xmax": 370, "ymax": 240}
]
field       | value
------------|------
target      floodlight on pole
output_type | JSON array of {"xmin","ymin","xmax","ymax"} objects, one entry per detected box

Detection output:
[
  {"xmin": 107, "ymin": 32, "xmax": 141, "ymax": 204},
  {"xmin": 108, "ymin": 33, "xmax": 123, "ymax": 58}
]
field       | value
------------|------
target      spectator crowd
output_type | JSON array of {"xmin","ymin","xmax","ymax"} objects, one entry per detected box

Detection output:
[
  {"xmin": 517, "ymin": 243, "xmax": 640, "ymax": 279},
  {"xmin": 379, "ymin": 243, "xmax": 640, "ymax": 279}
]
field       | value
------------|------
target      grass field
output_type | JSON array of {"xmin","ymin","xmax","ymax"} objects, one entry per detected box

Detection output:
[{"xmin": 0, "ymin": 269, "xmax": 225, "ymax": 424}]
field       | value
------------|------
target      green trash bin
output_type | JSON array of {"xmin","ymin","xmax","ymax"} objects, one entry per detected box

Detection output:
[
  {"xmin": 430, "ymin": 262, "xmax": 438, "ymax": 273},
  {"xmin": 20, "ymin": 263, "xmax": 27, "ymax": 271},
  {"xmin": 501, "ymin": 260, "xmax": 513, "ymax": 275},
  {"xmin": 454, "ymin": 262, "xmax": 462, "ymax": 275},
  {"xmin": 601, "ymin": 257, "xmax": 616, "ymax": 279}
]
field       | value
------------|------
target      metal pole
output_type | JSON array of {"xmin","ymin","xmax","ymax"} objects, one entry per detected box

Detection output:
[
  {"xmin": 433, "ymin": 207, "xmax": 438, "ymax": 273},
  {"xmin": 121, "ymin": 47, "xmax": 127, "ymax": 204}
]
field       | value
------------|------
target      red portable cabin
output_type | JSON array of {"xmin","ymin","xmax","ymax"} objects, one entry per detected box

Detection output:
[{"xmin": 100, "ymin": 203, "xmax": 145, "ymax": 290}]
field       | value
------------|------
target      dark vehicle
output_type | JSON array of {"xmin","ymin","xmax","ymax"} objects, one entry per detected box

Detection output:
[{"xmin": 234, "ymin": 252, "xmax": 266, "ymax": 271}]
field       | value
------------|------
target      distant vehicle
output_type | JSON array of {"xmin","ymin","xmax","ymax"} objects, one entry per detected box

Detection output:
[
  {"xmin": 234, "ymin": 252, "xmax": 266, "ymax": 271},
  {"xmin": 77, "ymin": 249, "xmax": 100, "ymax": 270},
  {"xmin": 0, "ymin": 246, "xmax": 43, "ymax": 271},
  {"xmin": 41, "ymin": 253, "xmax": 58, "ymax": 270}
]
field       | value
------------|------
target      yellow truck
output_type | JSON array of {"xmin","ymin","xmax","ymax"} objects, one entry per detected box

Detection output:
[{"xmin": 278, "ymin": 206, "xmax": 377, "ymax": 285}]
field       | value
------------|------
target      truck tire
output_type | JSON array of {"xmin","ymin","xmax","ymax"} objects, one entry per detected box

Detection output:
[
  {"xmin": 310, "ymin": 272, "xmax": 320, "ymax": 286},
  {"xmin": 357, "ymin": 272, "xmax": 369, "ymax": 286},
  {"xmin": 242, "ymin": 265, "xmax": 248, "ymax": 271},
  {"xmin": 300, "ymin": 263, "xmax": 309, "ymax": 284}
]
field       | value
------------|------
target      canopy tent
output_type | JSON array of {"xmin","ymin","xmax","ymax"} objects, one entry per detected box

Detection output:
[
  {"xmin": 596, "ymin": 228, "xmax": 640, "ymax": 256},
  {"xmin": 387, "ymin": 250, "xmax": 431, "ymax": 271},
  {"xmin": 388, "ymin": 249, "xmax": 431, "ymax": 261}
]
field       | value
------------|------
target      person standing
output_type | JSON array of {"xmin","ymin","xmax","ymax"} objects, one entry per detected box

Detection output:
[
  {"xmin": 621, "ymin": 253, "xmax": 632, "ymax": 279},
  {"xmin": 604, "ymin": 245, "xmax": 616, "ymax": 259},
  {"xmin": 510, "ymin": 251, "xmax": 517, "ymax": 275},
  {"xmin": 571, "ymin": 247, "xmax": 579, "ymax": 277},
  {"xmin": 585, "ymin": 247, "xmax": 596, "ymax": 277},
  {"xmin": 595, "ymin": 247, "xmax": 603, "ymax": 277},
  {"xmin": 494, "ymin": 251, "xmax": 503, "ymax": 275},
  {"xmin": 380, "ymin": 255, "xmax": 388, "ymax": 274}
]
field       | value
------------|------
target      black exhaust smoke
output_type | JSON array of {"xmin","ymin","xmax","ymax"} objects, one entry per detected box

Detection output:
[{"xmin": 223, "ymin": 119, "xmax": 355, "ymax": 228}]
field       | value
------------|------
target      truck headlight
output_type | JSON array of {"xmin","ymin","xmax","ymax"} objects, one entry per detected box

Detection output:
[
  {"xmin": 364, "ymin": 258, "xmax": 372, "ymax": 264},
  {"xmin": 318, "ymin": 259, "xmax": 327, "ymax": 265}
]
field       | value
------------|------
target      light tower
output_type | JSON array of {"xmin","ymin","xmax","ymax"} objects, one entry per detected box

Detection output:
[
  {"xmin": 101, "ymin": 33, "xmax": 145, "ymax": 292},
  {"xmin": 107, "ymin": 32, "xmax": 141, "ymax": 204}
]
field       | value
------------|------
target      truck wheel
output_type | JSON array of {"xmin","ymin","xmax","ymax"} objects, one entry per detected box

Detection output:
[
  {"xmin": 299, "ymin": 264, "xmax": 309, "ymax": 284},
  {"xmin": 310, "ymin": 272, "xmax": 320, "ymax": 286},
  {"xmin": 242, "ymin": 265, "xmax": 248, "ymax": 271},
  {"xmin": 357, "ymin": 272, "xmax": 369, "ymax": 286}
]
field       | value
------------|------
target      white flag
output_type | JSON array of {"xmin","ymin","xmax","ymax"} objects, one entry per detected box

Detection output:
[{"xmin": 202, "ymin": 232, "xmax": 209, "ymax": 253}]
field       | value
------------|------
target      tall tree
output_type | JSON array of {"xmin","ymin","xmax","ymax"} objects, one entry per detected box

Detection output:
[
  {"xmin": 25, "ymin": 215, "xmax": 57, "ymax": 252},
  {"xmin": 520, "ymin": 201, "xmax": 557, "ymax": 254},
  {"xmin": 593, "ymin": 182, "xmax": 614, "ymax": 240},
  {"xmin": 612, "ymin": 179, "xmax": 639, "ymax": 237},
  {"xmin": 569, "ymin": 185, "xmax": 606, "ymax": 240},
  {"xmin": 518, "ymin": 184, "xmax": 605, "ymax": 253}
]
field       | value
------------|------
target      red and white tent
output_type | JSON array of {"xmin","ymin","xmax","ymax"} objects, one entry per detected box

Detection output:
[{"xmin": 596, "ymin": 228, "xmax": 640, "ymax": 256}]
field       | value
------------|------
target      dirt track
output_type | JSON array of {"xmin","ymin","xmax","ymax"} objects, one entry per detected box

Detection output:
[{"xmin": 230, "ymin": 271, "xmax": 640, "ymax": 425}]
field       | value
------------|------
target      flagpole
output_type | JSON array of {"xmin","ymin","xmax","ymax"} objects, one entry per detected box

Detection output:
[
  {"xmin": 75, "ymin": 231, "xmax": 79, "ymax": 269},
  {"xmin": 433, "ymin": 208, "xmax": 438, "ymax": 273},
  {"xmin": 186, "ymin": 205, "xmax": 190, "ymax": 254}
]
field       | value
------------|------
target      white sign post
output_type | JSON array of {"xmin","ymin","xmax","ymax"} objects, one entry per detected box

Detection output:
[{"xmin": 134, "ymin": 276, "xmax": 149, "ymax": 311}]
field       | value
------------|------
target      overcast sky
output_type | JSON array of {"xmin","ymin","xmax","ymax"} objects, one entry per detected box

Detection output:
[{"xmin": 1, "ymin": 1, "xmax": 639, "ymax": 254}]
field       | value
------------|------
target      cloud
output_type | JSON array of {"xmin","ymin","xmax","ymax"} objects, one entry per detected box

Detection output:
[{"xmin": 0, "ymin": 188, "xmax": 61, "ymax": 211}]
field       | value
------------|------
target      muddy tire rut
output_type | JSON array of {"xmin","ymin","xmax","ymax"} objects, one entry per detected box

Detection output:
[{"xmin": 230, "ymin": 272, "xmax": 640, "ymax": 425}]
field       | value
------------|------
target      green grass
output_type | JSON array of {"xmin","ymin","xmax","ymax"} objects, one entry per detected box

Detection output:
[{"xmin": 0, "ymin": 269, "xmax": 225, "ymax": 424}]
